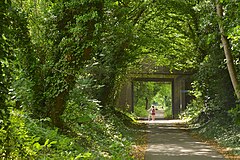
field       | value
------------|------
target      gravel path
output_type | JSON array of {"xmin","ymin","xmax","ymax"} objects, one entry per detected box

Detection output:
[{"xmin": 144, "ymin": 120, "xmax": 225, "ymax": 160}]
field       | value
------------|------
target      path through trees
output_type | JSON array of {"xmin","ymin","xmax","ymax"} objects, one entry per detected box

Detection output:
[{"xmin": 1, "ymin": 0, "xmax": 240, "ymax": 159}]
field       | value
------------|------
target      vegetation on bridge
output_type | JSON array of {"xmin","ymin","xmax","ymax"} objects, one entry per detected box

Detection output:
[{"xmin": 1, "ymin": 0, "xmax": 240, "ymax": 159}]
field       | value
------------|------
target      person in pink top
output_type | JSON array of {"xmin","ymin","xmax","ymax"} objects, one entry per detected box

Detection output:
[
  {"xmin": 151, "ymin": 106, "xmax": 156, "ymax": 121},
  {"xmin": 148, "ymin": 105, "xmax": 156, "ymax": 121}
]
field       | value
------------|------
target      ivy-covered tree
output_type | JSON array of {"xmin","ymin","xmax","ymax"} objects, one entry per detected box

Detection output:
[{"xmin": 16, "ymin": 0, "xmax": 104, "ymax": 128}]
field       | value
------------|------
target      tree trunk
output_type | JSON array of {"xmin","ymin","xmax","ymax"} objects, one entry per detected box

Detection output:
[
  {"xmin": 50, "ymin": 90, "xmax": 68, "ymax": 129},
  {"xmin": 216, "ymin": 1, "xmax": 240, "ymax": 99}
]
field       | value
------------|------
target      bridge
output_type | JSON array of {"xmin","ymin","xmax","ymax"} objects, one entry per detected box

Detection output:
[{"xmin": 117, "ymin": 66, "xmax": 193, "ymax": 119}]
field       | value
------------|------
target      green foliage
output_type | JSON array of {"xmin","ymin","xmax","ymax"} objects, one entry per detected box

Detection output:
[
  {"xmin": 59, "ymin": 78, "xmax": 135, "ymax": 159},
  {"xmin": 134, "ymin": 105, "xmax": 149, "ymax": 117},
  {"xmin": 181, "ymin": 0, "xmax": 236, "ymax": 124},
  {"xmin": 89, "ymin": 0, "xmax": 140, "ymax": 106},
  {"xmin": 0, "ymin": 106, "xmax": 137, "ymax": 159},
  {"xmin": 133, "ymin": 81, "xmax": 172, "ymax": 118},
  {"xmin": 0, "ymin": 1, "xmax": 34, "ymax": 159},
  {"xmin": 163, "ymin": 107, "xmax": 172, "ymax": 119},
  {"xmin": 3, "ymin": 0, "xmax": 240, "ymax": 158},
  {"xmin": 1, "ymin": 0, "xmax": 145, "ymax": 159},
  {"xmin": 0, "ymin": 108, "xmax": 41, "ymax": 159},
  {"xmin": 190, "ymin": 112, "xmax": 240, "ymax": 156},
  {"xmin": 133, "ymin": 0, "xmax": 199, "ymax": 71},
  {"xmin": 26, "ymin": 119, "xmax": 88, "ymax": 159},
  {"xmin": 13, "ymin": 0, "xmax": 106, "ymax": 126},
  {"xmin": 229, "ymin": 104, "xmax": 240, "ymax": 125},
  {"xmin": 180, "ymin": 98, "xmax": 204, "ymax": 122}
]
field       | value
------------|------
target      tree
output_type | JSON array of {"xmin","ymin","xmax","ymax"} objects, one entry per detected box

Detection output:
[
  {"xmin": 91, "ymin": 0, "xmax": 145, "ymax": 108},
  {"xmin": 15, "ymin": 0, "xmax": 104, "ymax": 128},
  {"xmin": 216, "ymin": 0, "xmax": 240, "ymax": 99},
  {"xmin": 131, "ymin": 0, "xmax": 199, "ymax": 71}
]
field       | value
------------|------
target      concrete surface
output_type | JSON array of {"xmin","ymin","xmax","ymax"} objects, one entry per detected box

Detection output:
[{"xmin": 143, "ymin": 120, "xmax": 225, "ymax": 160}]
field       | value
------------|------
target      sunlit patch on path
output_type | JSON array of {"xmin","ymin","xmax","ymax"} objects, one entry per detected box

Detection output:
[{"xmin": 141, "ymin": 120, "xmax": 225, "ymax": 160}]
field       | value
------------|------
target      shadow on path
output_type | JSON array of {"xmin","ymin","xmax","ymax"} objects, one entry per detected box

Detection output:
[{"xmin": 141, "ymin": 120, "xmax": 225, "ymax": 160}]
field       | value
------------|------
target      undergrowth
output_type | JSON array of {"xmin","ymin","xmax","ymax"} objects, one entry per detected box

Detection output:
[
  {"xmin": 181, "ymin": 100, "xmax": 240, "ymax": 158},
  {"xmin": 190, "ymin": 114, "xmax": 240, "ymax": 156},
  {"xmin": 0, "ymin": 73, "xmax": 148, "ymax": 159},
  {"xmin": 0, "ymin": 106, "xmax": 146, "ymax": 159}
]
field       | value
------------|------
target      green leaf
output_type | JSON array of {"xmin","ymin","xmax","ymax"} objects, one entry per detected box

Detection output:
[
  {"xmin": 75, "ymin": 152, "xmax": 92, "ymax": 159},
  {"xmin": 33, "ymin": 142, "xmax": 42, "ymax": 151},
  {"xmin": 2, "ymin": 34, "xmax": 7, "ymax": 41},
  {"xmin": 44, "ymin": 139, "xmax": 49, "ymax": 146}
]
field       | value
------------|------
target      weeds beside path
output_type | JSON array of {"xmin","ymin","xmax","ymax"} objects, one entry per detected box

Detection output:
[{"xmin": 129, "ymin": 122, "xmax": 148, "ymax": 160}]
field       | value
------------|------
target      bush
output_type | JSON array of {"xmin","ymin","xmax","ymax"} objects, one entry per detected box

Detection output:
[
  {"xmin": 180, "ymin": 98, "xmax": 204, "ymax": 122},
  {"xmin": 229, "ymin": 104, "xmax": 240, "ymax": 125},
  {"xmin": 0, "ymin": 108, "xmax": 41, "ymax": 159},
  {"xmin": 134, "ymin": 105, "xmax": 149, "ymax": 117},
  {"xmin": 0, "ymin": 104, "xmax": 137, "ymax": 159},
  {"xmin": 163, "ymin": 106, "xmax": 172, "ymax": 119}
]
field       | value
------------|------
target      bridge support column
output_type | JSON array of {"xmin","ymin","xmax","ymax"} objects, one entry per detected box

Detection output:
[
  {"xmin": 173, "ymin": 78, "xmax": 180, "ymax": 119},
  {"xmin": 173, "ymin": 77, "xmax": 189, "ymax": 118}
]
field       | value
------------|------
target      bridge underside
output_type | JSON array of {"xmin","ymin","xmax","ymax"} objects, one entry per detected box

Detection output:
[{"xmin": 117, "ymin": 70, "xmax": 193, "ymax": 119}]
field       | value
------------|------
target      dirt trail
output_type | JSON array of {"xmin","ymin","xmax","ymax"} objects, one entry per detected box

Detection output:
[{"xmin": 143, "ymin": 120, "xmax": 225, "ymax": 160}]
